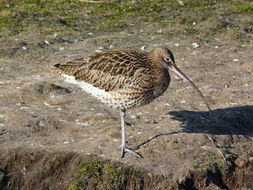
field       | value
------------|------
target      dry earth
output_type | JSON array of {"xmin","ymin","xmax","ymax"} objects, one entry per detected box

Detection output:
[{"xmin": 0, "ymin": 1, "xmax": 253, "ymax": 190}]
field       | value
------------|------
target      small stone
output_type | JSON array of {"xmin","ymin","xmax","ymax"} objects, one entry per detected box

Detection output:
[
  {"xmin": 192, "ymin": 42, "xmax": 200, "ymax": 48},
  {"xmin": 59, "ymin": 47, "xmax": 64, "ymax": 51},
  {"xmin": 178, "ymin": 0, "xmax": 185, "ymax": 6},
  {"xmin": 200, "ymin": 145, "xmax": 212, "ymax": 151},
  {"xmin": 157, "ymin": 29, "xmax": 162, "ymax": 33},
  {"xmin": 44, "ymin": 40, "xmax": 50, "ymax": 45},
  {"xmin": 22, "ymin": 46, "xmax": 27, "ymax": 50},
  {"xmin": 214, "ymin": 45, "xmax": 219, "ymax": 48},
  {"xmin": 233, "ymin": 58, "xmax": 239, "ymax": 62},
  {"xmin": 88, "ymin": 32, "xmax": 93, "ymax": 36},
  {"xmin": 63, "ymin": 140, "xmax": 69, "ymax": 144},
  {"xmin": 174, "ymin": 43, "xmax": 179, "ymax": 47},
  {"xmin": 95, "ymin": 50, "xmax": 102, "ymax": 53},
  {"xmin": 180, "ymin": 122, "xmax": 188, "ymax": 127}
]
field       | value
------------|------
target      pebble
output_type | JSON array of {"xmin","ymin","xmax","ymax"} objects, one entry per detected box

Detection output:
[
  {"xmin": 178, "ymin": 0, "xmax": 185, "ymax": 6},
  {"xmin": 95, "ymin": 50, "xmax": 102, "ymax": 53},
  {"xmin": 192, "ymin": 42, "xmax": 200, "ymax": 48},
  {"xmin": 157, "ymin": 29, "xmax": 162, "ymax": 33},
  {"xmin": 22, "ymin": 46, "xmax": 27, "ymax": 50},
  {"xmin": 180, "ymin": 122, "xmax": 188, "ymax": 127},
  {"xmin": 200, "ymin": 145, "xmax": 212, "ymax": 151},
  {"xmin": 233, "ymin": 59, "xmax": 239, "ymax": 62},
  {"xmin": 43, "ymin": 102, "xmax": 53, "ymax": 107},
  {"xmin": 20, "ymin": 107, "xmax": 30, "ymax": 110},
  {"xmin": 174, "ymin": 43, "xmax": 179, "ymax": 47},
  {"xmin": 44, "ymin": 40, "xmax": 50, "ymax": 45},
  {"xmin": 59, "ymin": 47, "xmax": 64, "ymax": 51}
]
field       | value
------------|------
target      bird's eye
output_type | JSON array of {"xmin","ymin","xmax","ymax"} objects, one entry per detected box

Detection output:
[{"xmin": 164, "ymin": 57, "xmax": 171, "ymax": 62}]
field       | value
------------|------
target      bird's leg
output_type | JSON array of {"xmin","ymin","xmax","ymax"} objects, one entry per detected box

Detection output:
[
  {"xmin": 120, "ymin": 109, "xmax": 142, "ymax": 158},
  {"xmin": 120, "ymin": 109, "xmax": 126, "ymax": 158}
]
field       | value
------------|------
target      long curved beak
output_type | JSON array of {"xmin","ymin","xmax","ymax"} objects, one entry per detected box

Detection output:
[{"xmin": 170, "ymin": 65, "xmax": 212, "ymax": 113}]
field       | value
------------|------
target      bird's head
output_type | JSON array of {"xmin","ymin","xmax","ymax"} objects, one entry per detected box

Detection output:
[{"xmin": 154, "ymin": 47, "xmax": 212, "ymax": 113}]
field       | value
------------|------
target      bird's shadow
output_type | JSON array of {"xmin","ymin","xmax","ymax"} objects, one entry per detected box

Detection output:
[{"xmin": 133, "ymin": 105, "xmax": 253, "ymax": 150}]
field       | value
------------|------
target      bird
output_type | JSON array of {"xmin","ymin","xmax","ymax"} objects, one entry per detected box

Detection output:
[{"xmin": 51, "ymin": 47, "xmax": 212, "ymax": 158}]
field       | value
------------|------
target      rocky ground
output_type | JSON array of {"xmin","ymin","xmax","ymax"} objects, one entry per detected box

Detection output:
[{"xmin": 0, "ymin": 0, "xmax": 253, "ymax": 189}]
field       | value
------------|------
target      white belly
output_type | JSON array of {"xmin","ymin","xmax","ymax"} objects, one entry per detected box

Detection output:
[{"xmin": 62, "ymin": 75, "xmax": 132, "ymax": 109}]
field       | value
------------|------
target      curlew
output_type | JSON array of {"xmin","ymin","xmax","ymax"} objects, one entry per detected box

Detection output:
[{"xmin": 52, "ymin": 47, "xmax": 212, "ymax": 158}]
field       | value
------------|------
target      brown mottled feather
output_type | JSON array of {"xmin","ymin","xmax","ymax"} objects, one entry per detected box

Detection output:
[{"xmin": 52, "ymin": 48, "xmax": 169, "ymax": 95}]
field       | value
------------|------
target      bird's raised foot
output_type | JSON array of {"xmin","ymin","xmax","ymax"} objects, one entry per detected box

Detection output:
[{"xmin": 120, "ymin": 146, "xmax": 143, "ymax": 158}]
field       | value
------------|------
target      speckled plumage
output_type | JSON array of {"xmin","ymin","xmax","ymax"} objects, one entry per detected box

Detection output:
[
  {"xmin": 52, "ymin": 47, "xmax": 171, "ymax": 110},
  {"xmin": 52, "ymin": 47, "xmax": 211, "ymax": 158}
]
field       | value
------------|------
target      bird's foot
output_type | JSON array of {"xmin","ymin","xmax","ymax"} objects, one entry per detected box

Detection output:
[{"xmin": 120, "ymin": 145, "xmax": 143, "ymax": 158}]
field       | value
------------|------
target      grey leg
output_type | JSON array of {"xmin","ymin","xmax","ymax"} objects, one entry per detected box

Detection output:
[
  {"xmin": 120, "ymin": 109, "xmax": 126, "ymax": 158},
  {"xmin": 120, "ymin": 109, "xmax": 142, "ymax": 158}
]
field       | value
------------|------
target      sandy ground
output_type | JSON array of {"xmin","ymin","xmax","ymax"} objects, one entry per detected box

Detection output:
[{"xmin": 0, "ymin": 18, "xmax": 253, "ymax": 189}]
